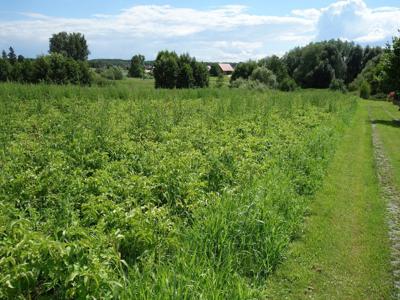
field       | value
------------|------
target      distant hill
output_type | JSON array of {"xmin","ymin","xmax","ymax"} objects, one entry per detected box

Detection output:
[
  {"xmin": 89, "ymin": 59, "xmax": 238, "ymax": 69},
  {"xmin": 89, "ymin": 59, "xmax": 157, "ymax": 69}
]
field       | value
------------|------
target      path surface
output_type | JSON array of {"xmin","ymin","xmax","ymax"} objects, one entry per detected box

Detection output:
[
  {"xmin": 265, "ymin": 100, "xmax": 395, "ymax": 299},
  {"xmin": 369, "ymin": 101, "xmax": 400, "ymax": 299}
]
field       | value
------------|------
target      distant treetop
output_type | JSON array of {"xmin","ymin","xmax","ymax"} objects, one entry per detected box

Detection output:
[{"xmin": 49, "ymin": 32, "xmax": 90, "ymax": 61}]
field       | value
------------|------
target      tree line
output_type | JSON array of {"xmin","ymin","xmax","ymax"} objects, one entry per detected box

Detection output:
[
  {"xmin": 228, "ymin": 40, "xmax": 384, "ymax": 93},
  {"xmin": 0, "ymin": 32, "xmax": 92, "ymax": 85},
  {"xmin": 0, "ymin": 30, "xmax": 399, "ymax": 94}
]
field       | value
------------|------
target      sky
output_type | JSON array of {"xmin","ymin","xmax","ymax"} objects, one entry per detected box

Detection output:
[{"xmin": 0, "ymin": 0, "xmax": 399, "ymax": 62}]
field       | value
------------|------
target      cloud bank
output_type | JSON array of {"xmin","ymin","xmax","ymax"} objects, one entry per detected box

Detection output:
[{"xmin": 0, "ymin": 0, "xmax": 399, "ymax": 61}]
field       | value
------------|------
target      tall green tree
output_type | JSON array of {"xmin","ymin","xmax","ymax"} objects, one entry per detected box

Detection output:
[
  {"xmin": 176, "ymin": 53, "xmax": 194, "ymax": 88},
  {"xmin": 320, "ymin": 43, "xmax": 346, "ymax": 80},
  {"xmin": 177, "ymin": 63, "xmax": 194, "ymax": 88},
  {"xmin": 384, "ymin": 31, "xmax": 400, "ymax": 92},
  {"xmin": 362, "ymin": 46, "xmax": 382, "ymax": 69},
  {"xmin": 346, "ymin": 45, "xmax": 363, "ymax": 83},
  {"xmin": 129, "ymin": 54, "xmax": 145, "ymax": 78},
  {"xmin": 154, "ymin": 51, "xmax": 179, "ymax": 89},
  {"xmin": 209, "ymin": 63, "xmax": 221, "ymax": 77},
  {"xmin": 283, "ymin": 47, "xmax": 302, "ymax": 78},
  {"xmin": 7, "ymin": 47, "xmax": 17, "ymax": 65},
  {"xmin": 191, "ymin": 58, "xmax": 209, "ymax": 88},
  {"xmin": 0, "ymin": 59, "xmax": 11, "ymax": 81},
  {"xmin": 49, "ymin": 32, "xmax": 90, "ymax": 61}
]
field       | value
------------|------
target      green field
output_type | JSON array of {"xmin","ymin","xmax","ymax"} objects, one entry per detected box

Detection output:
[{"xmin": 0, "ymin": 81, "xmax": 397, "ymax": 299}]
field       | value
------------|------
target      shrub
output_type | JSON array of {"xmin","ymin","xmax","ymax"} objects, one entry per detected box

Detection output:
[
  {"xmin": 101, "ymin": 66, "xmax": 124, "ymax": 80},
  {"xmin": 373, "ymin": 92, "xmax": 388, "ymax": 100},
  {"xmin": 91, "ymin": 71, "xmax": 115, "ymax": 86},
  {"xmin": 229, "ymin": 78, "xmax": 268, "ymax": 91},
  {"xmin": 279, "ymin": 78, "xmax": 297, "ymax": 91},
  {"xmin": 216, "ymin": 74, "xmax": 224, "ymax": 88},
  {"xmin": 230, "ymin": 78, "xmax": 247, "ymax": 88},
  {"xmin": 230, "ymin": 60, "xmax": 258, "ymax": 82},
  {"xmin": 360, "ymin": 81, "xmax": 371, "ymax": 99},
  {"xmin": 250, "ymin": 67, "xmax": 277, "ymax": 88},
  {"xmin": 329, "ymin": 79, "xmax": 347, "ymax": 93}
]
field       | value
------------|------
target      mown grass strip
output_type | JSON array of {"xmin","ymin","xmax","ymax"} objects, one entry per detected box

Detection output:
[{"xmin": 264, "ymin": 101, "xmax": 393, "ymax": 299}]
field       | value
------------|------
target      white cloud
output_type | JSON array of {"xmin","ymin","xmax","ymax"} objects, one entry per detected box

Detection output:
[
  {"xmin": 0, "ymin": 1, "xmax": 398, "ymax": 61},
  {"xmin": 315, "ymin": 0, "xmax": 399, "ymax": 43}
]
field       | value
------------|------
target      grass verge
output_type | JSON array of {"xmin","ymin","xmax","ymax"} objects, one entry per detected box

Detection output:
[{"xmin": 264, "ymin": 100, "xmax": 393, "ymax": 299}]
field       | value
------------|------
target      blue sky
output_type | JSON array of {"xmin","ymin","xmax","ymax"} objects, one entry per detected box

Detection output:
[{"xmin": 1, "ymin": 0, "xmax": 399, "ymax": 61}]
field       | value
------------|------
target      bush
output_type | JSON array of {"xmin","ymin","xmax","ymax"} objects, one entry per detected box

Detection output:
[
  {"xmin": 360, "ymin": 81, "xmax": 371, "ymax": 99},
  {"xmin": 230, "ymin": 78, "xmax": 269, "ymax": 91},
  {"xmin": 216, "ymin": 74, "xmax": 224, "ymax": 88},
  {"xmin": 101, "ymin": 66, "xmax": 124, "ymax": 80},
  {"xmin": 230, "ymin": 61, "xmax": 258, "ymax": 82},
  {"xmin": 250, "ymin": 67, "xmax": 277, "ymax": 88},
  {"xmin": 229, "ymin": 78, "xmax": 248, "ymax": 89},
  {"xmin": 329, "ymin": 79, "xmax": 347, "ymax": 93},
  {"xmin": 91, "ymin": 71, "xmax": 115, "ymax": 86},
  {"xmin": 279, "ymin": 78, "xmax": 297, "ymax": 91}
]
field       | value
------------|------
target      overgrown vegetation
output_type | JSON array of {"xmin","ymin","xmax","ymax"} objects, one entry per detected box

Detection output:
[
  {"xmin": 98, "ymin": 66, "xmax": 124, "ymax": 80},
  {"xmin": 0, "ymin": 82, "xmax": 356, "ymax": 298}
]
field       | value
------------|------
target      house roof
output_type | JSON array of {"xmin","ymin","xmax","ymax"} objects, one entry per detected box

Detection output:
[{"xmin": 218, "ymin": 63, "xmax": 234, "ymax": 72}]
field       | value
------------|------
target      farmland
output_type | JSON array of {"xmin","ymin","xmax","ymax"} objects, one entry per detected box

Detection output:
[{"xmin": 0, "ymin": 80, "xmax": 359, "ymax": 298}]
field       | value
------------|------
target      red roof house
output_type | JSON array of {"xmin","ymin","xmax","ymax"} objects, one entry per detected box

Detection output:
[{"xmin": 218, "ymin": 63, "xmax": 234, "ymax": 75}]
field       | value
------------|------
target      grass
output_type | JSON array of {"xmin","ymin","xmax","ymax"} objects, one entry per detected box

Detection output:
[
  {"xmin": 265, "ymin": 100, "xmax": 393, "ymax": 299},
  {"xmin": 0, "ymin": 82, "xmax": 357, "ymax": 299},
  {"xmin": 367, "ymin": 100, "xmax": 400, "ymax": 189}
]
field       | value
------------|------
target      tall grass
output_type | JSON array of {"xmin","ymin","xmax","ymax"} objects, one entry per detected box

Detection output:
[{"xmin": 0, "ymin": 82, "xmax": 356, "ymax": 299}]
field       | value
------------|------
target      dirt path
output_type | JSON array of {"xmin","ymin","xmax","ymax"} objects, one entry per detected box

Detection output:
[{"xmin": 370, "ymin": 106, "xmax": 400, "ymax": 299}]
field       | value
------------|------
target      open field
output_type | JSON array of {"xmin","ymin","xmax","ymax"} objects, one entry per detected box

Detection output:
[{"xmin": 0, "ymin": 82, "xmax": 358, "ymax": 299}]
